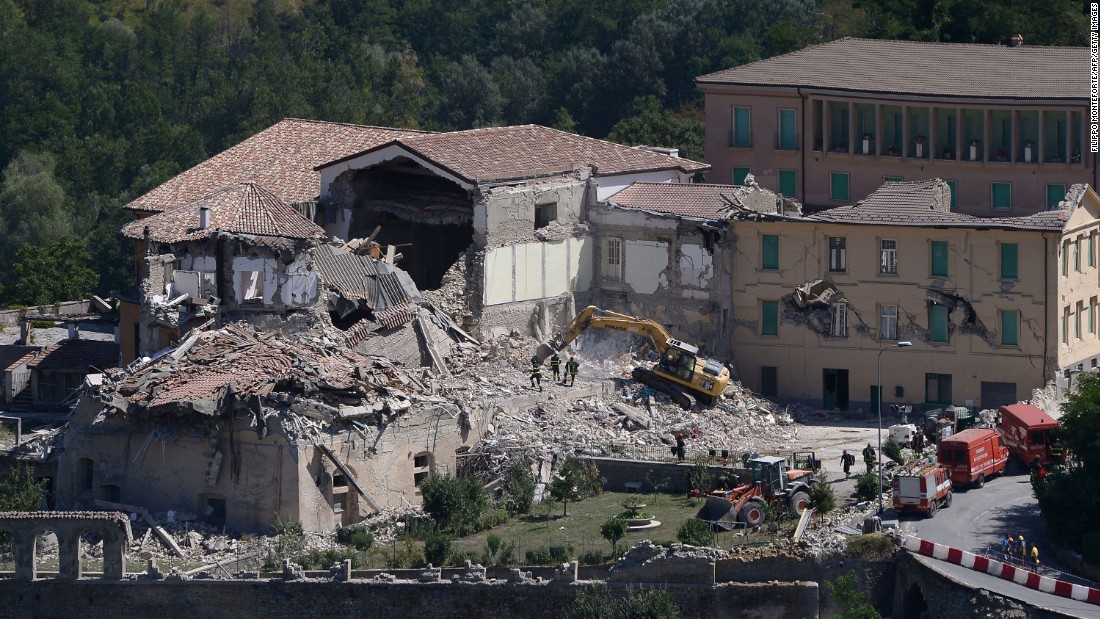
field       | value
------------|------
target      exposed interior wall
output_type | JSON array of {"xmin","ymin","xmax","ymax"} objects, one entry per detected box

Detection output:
[{"xmin": 483, "ymin": 238, "xmax": 593, "ymax": 306}]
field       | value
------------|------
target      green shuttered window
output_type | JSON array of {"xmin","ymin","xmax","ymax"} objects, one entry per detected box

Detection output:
[
  {"xmin": 1000, "ymin": 243, "xmax": 1018, "ymax": 279},
  {"xmin": 930, "ymin": 241, "xmax": 948, "ymax": 277},
  {"xmin": 930, "ymin": 304, "xmax": 949, "ymax": 342},
  {"xmin": 762, "ymin": 235, "xmax": 779, "ymax": 270},
  {"xmin": 761, "ymin": 300, "xmax": 778, "ymax": 336}
]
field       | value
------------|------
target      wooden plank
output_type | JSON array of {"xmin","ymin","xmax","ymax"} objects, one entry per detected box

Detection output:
[{"xmin": 316, "ymin": 444, "xmax": 381, "ymax": 514}]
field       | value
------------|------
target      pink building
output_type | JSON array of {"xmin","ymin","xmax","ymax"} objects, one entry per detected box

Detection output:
[{"xmin": 697, "ymin": 37, "xmax": 1095, "ymax": 216}]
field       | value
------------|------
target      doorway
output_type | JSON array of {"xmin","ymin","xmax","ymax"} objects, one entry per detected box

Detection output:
[{"xmin": 823, "ymin": 368, "xmax": 849, "ymax": 410}]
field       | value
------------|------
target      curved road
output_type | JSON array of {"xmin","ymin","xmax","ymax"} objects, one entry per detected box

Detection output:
[{"xmin": 897, "ymin": 470, "xmax": 1100, "ymax": 617}]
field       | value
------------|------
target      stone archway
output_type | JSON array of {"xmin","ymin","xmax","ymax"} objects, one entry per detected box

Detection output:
[
  {"xmin": 902, "ymin": 582, "xmax": 928, "ymax": 619},
  {"xmin": 0, "ymin": 512, "xmax": 132, "ymax": 580}
]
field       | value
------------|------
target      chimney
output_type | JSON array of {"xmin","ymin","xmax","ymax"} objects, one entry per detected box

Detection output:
[
  {"xmin": 1009, "ymin": 34, "xmax": 1023, "ymax": 47},
  {"xmin": 199, "ymin": 205, "xmax": 211, "ymax": 230}
]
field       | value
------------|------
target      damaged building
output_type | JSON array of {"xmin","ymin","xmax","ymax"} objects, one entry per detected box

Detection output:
[
  {"xmin": 312, "ymin": 125, "xmax": 707, "ymax": 336},
  {"xmin": 731, "ymin": 179, "xmax": 1100, "ymax": 411}
]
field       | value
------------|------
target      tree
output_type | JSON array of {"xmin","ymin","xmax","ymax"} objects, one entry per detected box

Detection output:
[
  {"xmin": 549, "ymin": 469, "xmax": 582, "ymax": 517},
  {"xmin": 824, "ymin": 571, "xmax": 880, "ymax": 619},
  {"xmin": 423, "ymin": 531, "xmax": 452, "ymax": 566},
  {"xmin": 0, "ymin": 464, "xmax": 44, "ymax": 512},
  {"xmin": 419, "ymin": 473, "xmax": 487, "ymax": 532},
  {"xmin": 810, "ymin": 478, "xmax": 837, "ymax": 516},
  {"xmin": 601, "ymin": 517, "xmax": 628, "ymax": 557},
  {"xmin": 607, "ymin": 96, "xmax": 704, "ymax": 162},
  {"xmin": 0, "ymin": 152, "xmax": 74, "ymax": 289},
  {"xmin": 883, "ymin": 436, "xmax": 904, "ymax": 464},
  {"xmin": 9, "ymin": 237, "xmax": 98, "ymax": 306},
  {"xmin": 676, "ymin": 518, "xmax": 713, "ymax": 547},
  {"xmin": 503, "ymin": 458, "xmax": 535, "ymax": 515}
]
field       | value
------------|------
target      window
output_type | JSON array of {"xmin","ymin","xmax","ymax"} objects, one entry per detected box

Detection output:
[
  {"xmin": 761, "ymin": 300, "xmax": 779, "ymax": 336},
  {"xmin": 1000, "ymin": 243, "xmax": 1018, "ymax": 279},
  {"xmin": 1076, "ymin": 302, "xmax": 1083, "ymax": 339},
  {"xmin": 926, "ymin": 373, "xmax": 952, "ymax": 404},
  {"xmin": 535, "ymin": 199, "xmax": 557, "ymax": 229},
  {"xmin": 1075, "ymin": 237, "xmax": 1082, "ymax": 272},
  {"xmin": 413, "ymin": 451, "xmax": 434, "ymax": 489},
  {"xmin": 1090, "ymin": 233, "xmax": 1096, "ymax": 268},
  {"xmin": 778, "ymin": 108, "xmax": 797, "ymax": 150},
  {"xmin": 1047, "ymin": 184, "xmax": 1067, "ymax": 208},
  {"xmin": 778, "ymin": 169, "xmax": 797, "ymax": 197},
  {"xmin": 1001, "ymin": 310, "xmax": 1019, "ymax": 346},
  {"xmin": 828, "ymin": 237, "xmax": 846, "ymax": 272},
  {"xmin": 604, "ymin": 237, "xmax": 623, "ymax": 280},
  {"xmin": 733, "ymin": 166, "xmax": 751, "ymax": 185},
  {"xmin": 1092, "ymin": 298, "xmax": 1097, "ymax": 334},
  {"xmin": 879, "ymin": 305, "xmax": 898, "ymax": 340},
  {"xmin": 830, "ymin": 172, "xmax": 849, "ymax": 201},
  {"xmin": 929, "ymin": 303, "xmax": 949, "ymax": 342},
  {"xmin": 830, "ymin": 303, "xmax": 848, "ymax": 337},
  {"xmin": 760, "ymin": 366, "xmax": 778, "ymax": 397},
  {"xmin": 991, "ymin": 182, "xmax": 1012, "ymax": 211},
  {"xmin": 762, "ymin": 235, "xmax": 779, "ymax": 270},
  {"xmin": 101, "ymin": 484, "xmax": 121, "ymax": 503},
  {"xmin": 884, "ymin": 176, "xmax": 903, "ymax": 183},
  {"xmin": 332, "ymin": 492, "xmax": 347, "ymax": 513},
  {"xmin": 880, "ymin": 240, "xmax": 897, "ymax": 274},
  {"xmin": 946, "ymin": 179, "xmax": 958, "ymax": 211},
  {"xmin": 239, "ymin": 270, "xmax": 264, "ymax": 302},
  {"xmin": 1062, "ymin": 241, "xmax": 1069, "ymax": 276},
  {"xmin": 1062, "ymin": 310, "xmax": 1069, "ymax": 344},
  {"xmin": 79, "ymin": 458, "xmax": 94, "ymax": 491},
  {"xmin": 733, "ymin": 106, "xmax": 752, "ymax": 147},
  {"xmin": 930, "ymin": 241, "xmax": 948, "ymax": 277}
]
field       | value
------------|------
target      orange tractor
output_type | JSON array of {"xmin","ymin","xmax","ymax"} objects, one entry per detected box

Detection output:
[{"xmin": 694, "ymin": 456, "xmax": 817, "ymax": 529}]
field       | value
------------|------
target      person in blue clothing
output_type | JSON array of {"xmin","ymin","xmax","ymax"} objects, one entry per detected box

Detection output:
[{"xmin": 1001, "ymin": 534, "xmax": 1014, "ymax": 562}]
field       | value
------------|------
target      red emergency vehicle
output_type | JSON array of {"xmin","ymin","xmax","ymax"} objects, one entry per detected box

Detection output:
[
  {"xmin": 997, "ymin": 403, "xmax": 1063, "ymax": 467},
  {"xmin": 936, "ymin": 428, "xmax": 1009, "ymax": 489},
  {"xmin": 892, "ymin": 462, "xmax": 952, "ymax": 517}
]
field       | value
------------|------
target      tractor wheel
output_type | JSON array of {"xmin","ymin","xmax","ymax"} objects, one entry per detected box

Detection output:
[
  {"xmin": 973, "ymin": 473, "xmax": 985, "ymax": 489},
  {"xmin": 927, "ymin": 498, "xmax": 938, "ymax": 518},
  {"xmin": 789, "ymin": 491, "xmax": 811, "ymax": 515},
  {"xmin": 944, "ymin": 491, "xmax": 952, "ymax": 508},
  {"xmin": 740, "ymin": 500, "xmax": 766, "ymax": 527}
]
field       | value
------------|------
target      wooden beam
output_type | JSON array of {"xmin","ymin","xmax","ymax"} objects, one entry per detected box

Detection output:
[{"xmin": 315, "ymin": 444, "xmax": 381, "ymax": 514}]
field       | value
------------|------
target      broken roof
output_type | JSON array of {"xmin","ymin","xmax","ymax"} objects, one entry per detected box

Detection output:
[
  {"xmin": 28, "ymin": 339, "xmax": 119, "ymax": 373},
  {"xmin": 121, "ymin": 182, "xmax": 326, "ymax": 243},
  {"xmin": 0, "ymin": 345, "xmax": 40, "ymax": 372},
  {"xmin": 696, "ymin": 37, "xmax": 1087, "ymax": 101},
  {"xmin": 317, "ymin": 125, "xmax": 709, "ymax": 183},
  {"xmin": 607, "ymin": 183, "xmax": 737, "ymax": 220},
  {"xmin": 311, "ymin": 244, "xmax": 420, "ymax": 329},
  {"xmin": 125, "ymin": 119, "xmax": 428, "ymax": 214},
  {"xmin": 809, "ymin": 179, "xmax": 1071, "ymax": 231}
]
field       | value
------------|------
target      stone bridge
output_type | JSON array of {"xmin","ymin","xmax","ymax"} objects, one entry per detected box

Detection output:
[{"xmin": 0, "ymin": 511, "xmax": 132, "ymax": 580}]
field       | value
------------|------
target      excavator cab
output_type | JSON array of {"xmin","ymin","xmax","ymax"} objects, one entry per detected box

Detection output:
[{"xmin": 658, "ymin": 343, "xmax": 696, "ymax": 382}]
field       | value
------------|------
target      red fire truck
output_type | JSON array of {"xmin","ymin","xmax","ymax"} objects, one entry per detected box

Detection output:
[
  {"xmin": 892, "ymin": 462, "xmax": 953, "ymax": 517},
  {"xmin": 936, "ymin": 428, "xmax": 1009, "ymax": 489},
  {"xmin": 997, "ymin": 403, "xmax": 1064, "ymax": 467}
]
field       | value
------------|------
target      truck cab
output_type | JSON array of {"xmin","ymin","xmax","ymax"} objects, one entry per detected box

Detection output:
[{"xmin": 997, "ymin": 403, "xmax": 1063, "ymax": 467}]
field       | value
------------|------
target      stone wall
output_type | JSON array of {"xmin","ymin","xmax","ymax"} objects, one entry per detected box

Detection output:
[{"xmin": 0, "ymin": 579, "xmax": 819, "ymax": 619}]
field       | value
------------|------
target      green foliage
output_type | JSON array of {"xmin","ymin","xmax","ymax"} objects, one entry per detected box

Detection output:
[
  {"xmin": 883, "ymin": 436, "xmax": 904, "ymax": 465},
  {"xmin": 525, "ymin": 547, "xmax": 554, "ymax": 565},
  {"xmin": 845, "ymin": 534, "xmax": 895, "ymax": 560},
  {"xmin": 349, "ymin": 530, "xmax": 374, "ymax": 551},
  {"xmin": 855, "ymin": 473, "xmax": 885, "ymax": 501},
  {"xmin": 601, "ymin": 517, "xmax": 629, "ymax": 556},
  {"xmin": 607, "ymin": 96, "xmax": 704, "ymax": 161},
  {"xmin": 810, "ymin": 480, "xmax": 837, "ymax": 516},
  {"xmin": 688, "ymin": 455, "xmax": 712, "ymax": 493},
  {"xmin": 418, "ymin": 473, "xmax": 488, "ymax": 534},
  {"xmin": 9, "ymin": 237, "xmax": 98, "ymax": 306},
  {"xmin": 676, "ymin": 518, "xmax": 713, "ymax": 547},
  {"xmin": 824, "ymin": 571, "xmax": 880, "ymax": 619},
  {"xmin": 480, "ymin": 532, "xmax": 517, "ymax": 566},
  {"xmin": 503, "ymin": 458, "xmax": 536, "ymax": 515},
  {"xmin": 550, "ymin": 460, "xmax": 605, "ymax": 517},
  {"xmin": 568, "ymin": 584, "xmax": 679, "ymax": 619},
  {"xmin": 581, "ymin": 550, "xmax": 607, "ymax": 565},
  {"xmin": 271, "ymin": 515, "xmax": 305, "ymax": 560},
  {"xmin": 423, "ymin": 531, "xmax": 452, "ymax": 566},
  {"xmin": 0, "ymin": 464, "xmax": 44, "ymax": 512}
]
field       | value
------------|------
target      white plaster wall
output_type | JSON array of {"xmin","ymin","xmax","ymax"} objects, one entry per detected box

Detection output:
[
  {"xmin": 482, "ymin": 237, "xmax": 594, "ymax": 305},
  {"xmin": 281, "ymin": 253, "xmax": 319, "ymax": 306},
  {"xmin": 624, "ymin": 240, "xmax": 669, "ymax": 294},
  {"xmin": 231, "ymin": 256, "xmax": 278, "ymax": 305},
  {"xmin": 596, "ymin": 171, "xmax": 693, "ymax": 202},
  {"xmin": 679, "ymin": 243, "xmax": 713, "ymax": 289},
  {"xmin": 181, "ymin": 255, "xmax": 216, "ymax": 271}
]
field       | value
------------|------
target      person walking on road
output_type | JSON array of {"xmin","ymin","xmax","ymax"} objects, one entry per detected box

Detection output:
[
  {"xmin": 1001, "ymin": 534, "xmax": 1013, "ymax": 562},
  {"xmin": 862, "ymin": 443, "xmax": 876, "ymax": 474},
  {"xmin": 549, "ymin": 353, "xmax": 562, "ymax": 381},
  {"xmin": 840, "ymin": 450, "xmax": 855, "ymax": 478},
  {"xmin": 564, "ymin": 356, "xmax": 579, "ymax": 386},
  {"xmin": 1017, "ymin": 535, "xmax": 1027, "ymax": 562},
  {"xmin": 530, "ymin": 357, "xmax": 543, "ymax": 392},
  {"xmin": 1030, "ymin": 543, "xmax": 1040, "ymax": 567}
]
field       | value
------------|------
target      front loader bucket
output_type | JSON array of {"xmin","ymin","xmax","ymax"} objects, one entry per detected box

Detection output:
[{"xmin": 694, "ymin": 495, "xmax": 739, "ymax": 531}]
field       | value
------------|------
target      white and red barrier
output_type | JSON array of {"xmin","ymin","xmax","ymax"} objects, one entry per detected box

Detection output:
[{"xmin": 902, "ymin": 535, "xmax": 1100, "ymax": 607}]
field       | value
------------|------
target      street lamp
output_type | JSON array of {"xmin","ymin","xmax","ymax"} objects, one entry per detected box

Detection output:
[{"xmin": 877, "ymin": 341, "xmax": 912, "ymax": 514}]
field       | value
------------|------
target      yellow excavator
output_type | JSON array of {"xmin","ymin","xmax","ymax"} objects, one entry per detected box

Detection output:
[{"xmin": 534, "ymin": 306, "xmax": 730, "ymax": 409}]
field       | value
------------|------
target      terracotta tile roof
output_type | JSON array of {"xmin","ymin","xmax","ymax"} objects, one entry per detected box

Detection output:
[
  {"xmin": 607, "ymin": 182, "xmax": 738, "ymax": 219},
  {"xmin": 810, "ymin": 179, "xmax": 1068, "ymax": 231},
  {"xmin": 696, "ymin": 38, "xmax": 1087, "ymax": 101},
  {"xmin": 121, "ymin": 182, "xmax": 325, "ymax": 243},
  {"xmin": 311, "ymin": 244, "xmax": 418, "ymax": 329},
  {"xmin": 0, "ymin": 345, "xmax": 40, "ymax": 372},
  {"xmin": 28, "ymin": 339, "xmax": 119, "ymax": 372},
  {"xmin": 125, "ymin": 119, "xmax": 427, "ymax": 214},
  {"xmin": 319, "ymin": 125, "xmax": 709, "ymax": 182}
]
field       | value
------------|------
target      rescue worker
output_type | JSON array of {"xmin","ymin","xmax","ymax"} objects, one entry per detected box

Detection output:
[
  {"xmin": 1001, "ymin": 534, "xmax": 1014, "ymax": 562},
  {"xmin": 1017, "ymin": 535, "xmax": 1027, "ymax": 561},
  {"xmin": 675, "ymin": 432, "xmax": 686, "ymax": 462},
  {"xmin": 862, "ymin": 443, "xmax": 876, "ymax": 474},
  {"xmin": 565, "ymin": 356, "xmax": 579, "ymax": 386},
  {"xmin": 840, "ymin": 450, "xmax": 855, "ymax": 478},
  {"xmin": 530, "ymin": 357, "xmax": 543, "ymax": 392},
  {"xmin": 549, "ymin": 352, "xmax": 562, "ymax": 381},
  {"xmin": 1031, "ymin": 542, "xmax": 1040, "ymax": 566}
]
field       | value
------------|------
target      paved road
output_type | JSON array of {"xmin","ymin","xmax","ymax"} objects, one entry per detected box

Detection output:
[{"xmin": 897, "ymin": 470, "xmax": 1100, "ymax": 618}]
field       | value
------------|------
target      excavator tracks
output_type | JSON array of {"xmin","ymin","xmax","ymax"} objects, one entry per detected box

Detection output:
[{"xmin": 632, "ymin": 367, "xmax": 695, "ymax": 410}]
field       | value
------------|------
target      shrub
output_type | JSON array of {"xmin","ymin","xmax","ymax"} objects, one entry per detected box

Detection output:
[
  {"xmin": 580, "ymin": 550, "xmax": 606, "ymax": 565},
  {"xmin": 503, "ymin": 459, "xmax": 536, "ymax": 514},
  {"xmin": 688, "ymin": 455, "xmax": 712, "ymax": 493},
  {"xmin": 481, "ymin": 533, "xmax": 517, "ymax": 566},
  {"xmin": 477, "ymin": 508, "xmax": 509, "ymax": 531},
  {"xmin": 525, "ymin": 547, "xmax": 553, "ymax": 565},
  {"xmin": 419, "ymin": 473, "xmax": 488, "ymax": 533},
  {"xmin": 349, "ymin": 530, "xmax": 374, "ymax": 551},
  {"xmin": 549, "ymin": 544, "xmax": 573, "ymax": 562},
  {"xmin": 0, "ymin": 464, "xmax": 44, "ymax": 512},
  {"xmin": 810, "ymin": 480, "xmax": 836, "ymax": 515},
  {"xmin": 825, "ymin": 571, "xmax": 880, "ymax": 618},
  {"xmin": 601, "ymin": 517, "xmax": 629, "ymax": 556},
  {"xmin": 846, "ymin": 533, "xmax": 895, "ymax": 560},
  {"xmin": 676, "ymin": 518, "xmax": 713, "ymax": 547},
  {"xmin": 883, "ymin": 436, "xmax": 904, "ymax": 465},
  {"xmin": 423, "ymin": 532, "xmax": 453, "ymax": 566},
  {"xmin": 855, "ymin": 473, "xmax": 885, "ymax": 501},
  {"xmin": 272, "ymin": 514, "xmax": 305, "ymax": 559}
]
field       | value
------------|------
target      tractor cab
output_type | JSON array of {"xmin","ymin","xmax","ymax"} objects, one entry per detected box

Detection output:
[{"xmin": 748, "ymin": 456, "xmax": 787, "ymax": 492}]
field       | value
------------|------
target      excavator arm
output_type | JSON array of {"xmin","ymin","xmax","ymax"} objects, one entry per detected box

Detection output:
[{"xmin": 535, "ymin": 306, "xmax": 673, "ymax": 362}]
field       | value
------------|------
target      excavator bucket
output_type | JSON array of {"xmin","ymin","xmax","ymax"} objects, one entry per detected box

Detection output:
[
  {"xmin": 694, "ymin": 495, "xmax": 739, "ymax": 531},
  {"xmin": 533, "ymin": 342, "xmax": 558, "ymax": 364}
]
